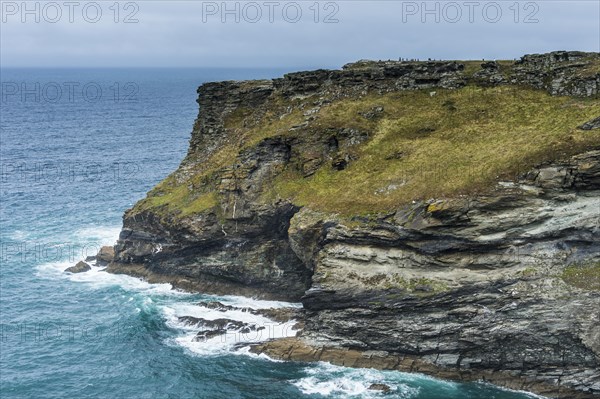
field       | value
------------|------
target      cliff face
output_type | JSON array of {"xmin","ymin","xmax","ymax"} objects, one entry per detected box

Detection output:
[
  {"xmin": 108, "ymin": 51, "xmax": 600, "ymax": 397},
  {"xmin": 287, "ymin": 151, "xmax": 600, "ymax": 398}
]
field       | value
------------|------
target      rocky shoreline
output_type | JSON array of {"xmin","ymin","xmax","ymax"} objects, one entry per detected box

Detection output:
[
  {"xmin": 249, "ymin": 337, "xmax": 586, "ymax": 399},
  {"xmin": 70, "ymin": 51, "xmax": 600, "ymax": 398}
]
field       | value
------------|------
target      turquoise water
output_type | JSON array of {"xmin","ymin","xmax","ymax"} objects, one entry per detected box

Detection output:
[{"xmin": 0, "ymin": 68, "xmax": 544, "ymax": 399}]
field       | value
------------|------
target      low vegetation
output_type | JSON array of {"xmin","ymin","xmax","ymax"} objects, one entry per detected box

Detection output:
[
  {"xmin": 132, "ymin": 177, "xmax": 218, "ymax": 218},
  {"xmin": 132, "ymin": 83, "xmax": 600, "ymax": 219},
  {"xmin": 561, "ymin": 262, "xmax": 600, "ymax": 291},
  {"xmin": 273, "ymin": 86, "xmax": 600, "ymax": 214}
]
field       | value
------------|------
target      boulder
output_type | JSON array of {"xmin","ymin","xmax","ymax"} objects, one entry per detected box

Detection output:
[
  {"xmin": 187, "ymin": 317, "xmax": 266, "ymax": 342},
  {"xmin": 368, "ymin": 383, "xmax": 391, "ymax": 393},
  {"xmin": 65, "ymin": 261, "xmax": 91, "ymax": 274},
  {"xmin": 192, "ymin": 329, "xmax": 227, "ymax": 342}
]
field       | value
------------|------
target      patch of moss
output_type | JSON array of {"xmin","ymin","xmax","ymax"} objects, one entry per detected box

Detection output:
[
  {"xmin": 224, "ymin": 106, "xmax": 254, "ymax": 129},
  {"xmin": 131, "ymin": 174, "xmax": 218, "ymax": 219},
  {"xmin": 179, "ymin": 191, "xmax": 219, "ymax": 217},
  {"xmin": 561, "ymin": 262, "xmax": 600, "ymax": 291},
  {"xmin": 225, "ymin": 96, "xmax": 307, "ymax": 143},
  {"xmin": 518, "ymin": 267, "xmax": 538, "ymax": 278},
  {"xmin": 426, "ymin": 201, "xmax": 449, "ymax": 213},
  {"xmin": 400, "ymin": 276, "xmax": 449, "ymax": 294},
  {"xmin": 461, "ymin": 60, "xmax": 485, "ymax": 78}
]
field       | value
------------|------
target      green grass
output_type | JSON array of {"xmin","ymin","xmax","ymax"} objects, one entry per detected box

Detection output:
[
  {"xmin": 272, "ymin": 87, "xmax": 600, "ymax": 214},
  {"xmin": 462, "ymin": 60, "xmax": 486, "ymax": 77},
  {"xmin": 132, "ymin": 175, "xmax": 218, "ymax": 218},
  {"xmin": 561, "ymin": 262, "xmax": 600, "ymax": 291},
  {"xmin": 132, "ymin": 84, "xmax": 600, "ymax": 219}
]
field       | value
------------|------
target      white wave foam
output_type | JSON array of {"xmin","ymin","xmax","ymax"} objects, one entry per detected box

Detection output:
[
  {"xmin": 170, "ymin": 318, "xmax": 298, "ymax": 357},
  {"xmin": 72, "ymin": 226, "xmax": 121, "ymax": 246},
  {"xmin": 38, "ymin": 224, "xmax": 304, "ymax": 359},
  {"xmin": 162, "ymin": 302, "xmax": 274, "ymax": 326},
  {"xmin": 233, "ymin": 345, "xmax": 287, "ymax": 362},
  {"xmin": 293, "ymin": 362, "xmax": 421, "ymax": 398},
  {"xmin": 159, "ymin": 289, "xmax": 303, "ymax": 358},
  {"xmin": 215, "ymin": 295, "xmax": 302, "ymax": 310},
  {"xmin": 36, "ymin": 260, "xmax": 189, "ymax": 297},
  {"xmin": 476, "ymin": 382, "xmax": 550, "ymax": 399},
  {"xmin": 163, "ymin": 299, "xmax": 300, "ymax": 356},
  {"xmin": 295, "ymin": 376, "xmax": 374, "ymax": 397},
  {"xmin": 34, "ymin": 225, "xmax": 193, "ymax": 297}
]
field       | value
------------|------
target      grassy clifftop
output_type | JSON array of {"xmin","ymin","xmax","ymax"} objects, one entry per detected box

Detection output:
[
  {"xmin": 131, "ymin": 55, "xmax": 600, "ymax": 219},
  {"xmin": 270, "ymin": 87, "xmax": 599, "ymax": 214}
]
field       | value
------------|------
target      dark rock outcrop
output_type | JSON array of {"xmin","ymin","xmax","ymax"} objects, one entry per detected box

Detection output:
[
  {"xmin": 512, "ymin": 51, "xmax": 600, "ymax": 96},
  {"xmin": 180, "ymin": 317, "xmax": 266, "ymax": 341},
  {"xmin": 368, "ymin": 383, "xmax": 391, "ymax": 393},
  {"xmin": 111, "ymin": 200, "xmax": 310, "ymax": 300},
  {"xmin": 580, "ymin": 116, "xmax": 600, "ymax": 130},
  {"xmin": 65, "ymin": 261, "xmax": 91, "ymax": 273},
  {"xmin": 96, "ymin": 246, "xmax": 114, "ymax": 266}
]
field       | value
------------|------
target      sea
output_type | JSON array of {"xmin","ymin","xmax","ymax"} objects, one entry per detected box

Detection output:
[{"xmin": 0, "ymin": 68, "xmax": 546, "ymax": 399}]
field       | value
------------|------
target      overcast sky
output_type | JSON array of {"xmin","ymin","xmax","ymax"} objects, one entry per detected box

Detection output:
[{"xmin": 1, "ymin": 0, "xmax": 598, "ymax": 68}]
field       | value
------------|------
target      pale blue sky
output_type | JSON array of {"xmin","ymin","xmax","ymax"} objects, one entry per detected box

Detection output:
[{"xmin": 1, "ymin": 1, "xmax": 598, "ymax": 68}]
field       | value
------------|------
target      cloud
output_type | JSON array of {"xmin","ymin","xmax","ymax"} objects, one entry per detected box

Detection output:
[{"xmin": 1, "ymin": 1, "xmax": 598, "ymax": 67}]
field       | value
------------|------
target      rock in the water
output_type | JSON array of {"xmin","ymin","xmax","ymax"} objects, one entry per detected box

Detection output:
[
  {"xmin": 192, "ymin": 329, "xmax": 227, "ymax": 342},
  {"xmin": 196, "ymin": 301, "xmax": 254, "ymax": 313},
  {"xmin": 368, "ymin": 383, "xmax": 391, "ymax": 393},
  {"xmin": 186, "ymin": 317, "xmax": 266, "ymax": 342},
  {"xmin": 65, "ymin": 261, "xmax": 91, "ymax": 274}
]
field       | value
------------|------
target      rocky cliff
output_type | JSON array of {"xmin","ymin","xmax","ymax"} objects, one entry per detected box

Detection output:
[{"xmin": 106, "ymin": 51, "xmax": 600, "ymax": 397}]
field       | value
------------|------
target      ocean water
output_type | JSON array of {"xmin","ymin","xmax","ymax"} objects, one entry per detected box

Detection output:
[{"xmin": 0, "ymin": 68, "xmax": 545, "ymax": 399}]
